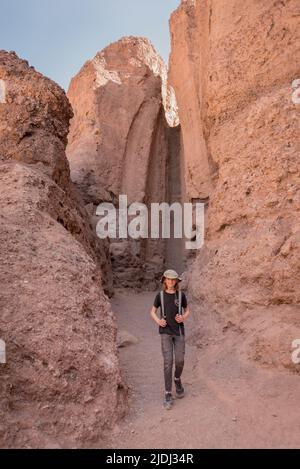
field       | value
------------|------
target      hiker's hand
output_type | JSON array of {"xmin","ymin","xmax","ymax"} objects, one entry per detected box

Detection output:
[
  {"xmin": 175, "ymin": 314, "xmax": 184, "ymax": 323},
  {"xmin": 158, "ymin": 319, "xmax": 167, "ymax": 327}
]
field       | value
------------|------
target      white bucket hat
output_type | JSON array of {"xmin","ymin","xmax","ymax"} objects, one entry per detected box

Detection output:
[{"xmin": 161, "ymin": 269, "xmax": 182, "ymax": 283}]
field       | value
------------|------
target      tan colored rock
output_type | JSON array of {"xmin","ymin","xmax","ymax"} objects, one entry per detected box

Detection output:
[
  {"xmin": 0, "ymin": 50, "xmax": 113, "ymax": 296},
  {"xmin": 0, "ymin": 52, "xmax": 71, "ymax": 188},
  {"xmin": 67, "ymin": 37, "xmax": 183, "ymax": 288},
  {"xmin": 169, "ymin": 0, "xmax": 213, "ymax": 201},
  {"xmin": 0, "ymin": 51, "xmax": 126, "ymax": 448},
  {"xmin": 67, "ymin": 36, "xmax": 178, "ymax": 205},
  {"xmin": 169, "ymin": 0, "xmax": 300, "ymax": 369}
]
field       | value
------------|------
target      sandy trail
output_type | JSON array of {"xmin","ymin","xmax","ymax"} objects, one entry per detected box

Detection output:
[{"xmin": 102, "ymin": 289, "xmax": 300, "ymax": 449}]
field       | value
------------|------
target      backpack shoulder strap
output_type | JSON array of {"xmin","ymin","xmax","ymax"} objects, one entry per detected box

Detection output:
[
  {"xmin": 178, "ymin": 290, "xmax": 182, "ymax": 316},
  {"xmin": 160, "ymin": 291, "xmax": 166, "ymax": 319}
]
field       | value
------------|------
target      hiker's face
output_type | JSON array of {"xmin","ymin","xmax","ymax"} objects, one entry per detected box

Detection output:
[{"xmin": 166, "ymin": 278, "xmax": 177, "ymax": 289}]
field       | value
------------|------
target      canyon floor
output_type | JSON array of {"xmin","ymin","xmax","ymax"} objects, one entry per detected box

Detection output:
[{"xmin": 98, "ymin": 289, "xmax": 300, "ymax": 449}]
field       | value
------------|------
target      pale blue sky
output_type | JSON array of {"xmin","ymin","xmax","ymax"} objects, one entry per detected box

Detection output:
[{"xmin": 0, "ymin": 0, "xmax": 179, "ymax": 90}]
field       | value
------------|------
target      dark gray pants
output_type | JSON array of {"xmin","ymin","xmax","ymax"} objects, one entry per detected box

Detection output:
[{"xmin": 161, "ymin": 333, "xmax": 185, "ymax": 392}]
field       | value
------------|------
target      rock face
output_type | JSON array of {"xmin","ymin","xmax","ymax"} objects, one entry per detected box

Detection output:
[
  {"xmin": 169, "ymin": 0, "xmax": 300, "ymax": 370},
  {"xmin": 0, "ymin": 51, "xmax": 126, "ymax": 448},
  {"xmin": 67, "ymin": 37, "xmax": 183, "ymax": 288}
]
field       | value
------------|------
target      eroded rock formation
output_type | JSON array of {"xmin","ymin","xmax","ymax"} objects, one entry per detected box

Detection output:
[
  {"xmin": 67, "ymin": 37, "xmax": 183, "ymax": 288},
  {"xmin": 0, "ymin": 51, "xmax": 126, "ymax": 448},
  {"xmin": 169, "ymin": 0, "xmax": 300, "ymax": 370}
]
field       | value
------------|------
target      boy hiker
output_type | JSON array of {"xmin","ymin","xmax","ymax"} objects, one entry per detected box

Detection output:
[{"xmin": 150, "ymin": 269, "xmax": 191, "ymax": 410}]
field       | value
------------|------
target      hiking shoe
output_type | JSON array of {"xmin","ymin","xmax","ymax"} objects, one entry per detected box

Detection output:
[
  {"xmin": 163, "ymin": 392, "xmax": 174, "ymax": 410},
  {"xmin": 174, "ymin": 378, "xmax": 185, "ymax": 398}
]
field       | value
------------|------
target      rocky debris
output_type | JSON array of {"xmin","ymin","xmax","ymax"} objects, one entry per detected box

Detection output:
[
  {"xmin": 0, "ymin": 51, "xmax": 126, "ymax": 448},
  {"xmin": 116, "ymin": 330, "xmax": 138, "ymax": 348},
  {"xmin": 67, "ymin": 37, "xmax": 182, "ymax": 289},
  {"xmin": 169, "ymin": 0, "xmax": 300, "ymax": 370}
]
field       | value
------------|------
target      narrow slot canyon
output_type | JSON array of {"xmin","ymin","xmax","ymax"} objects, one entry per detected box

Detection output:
[
  {"xmin": 0, "ymin": 0, "xmax": 299, "ymax": 450},
  {"xmin": 66, "ymin": 36, "xmax": 189, "ymax": 291},
  {"xmin": 165, "ymin": 124, "xmax": 187, "ymax": 275}
]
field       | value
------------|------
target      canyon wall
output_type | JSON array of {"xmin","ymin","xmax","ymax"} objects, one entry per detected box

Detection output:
[
  {"xmin": 169, "ymin": 0, "xmax": 300, "ymax": 370},
  {"xmin": 0, "ymin": 51, "xmax": 126, "ymax": 448},
  {"xmin": 67, "ymin": 37, "xmax": 182, "ymax": 288}
]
